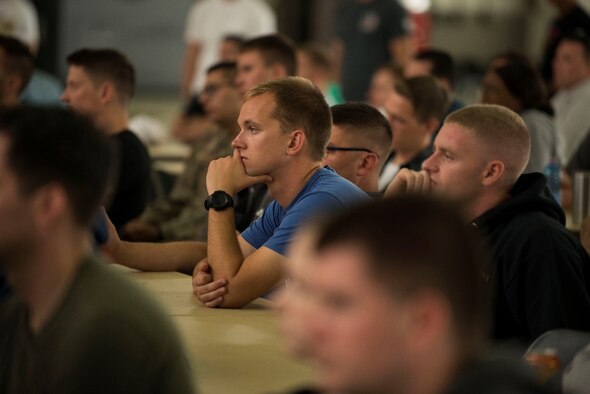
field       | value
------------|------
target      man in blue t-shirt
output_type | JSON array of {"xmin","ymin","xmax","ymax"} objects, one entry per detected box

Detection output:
[{"xmin": 105, "ymin": 77, "xmax": 368, "ymax": 308}]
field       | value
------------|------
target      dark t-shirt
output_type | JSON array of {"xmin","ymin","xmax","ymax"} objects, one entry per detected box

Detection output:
[
  {"xmin": 566, "ymin": 125, "xmax": 590, "ymax": 174},
  {"xmin": 334, "ymin": 0, "xmax": 409, "ymax": 101},
  {"xmin": 0, "ymin": 256, "xmax": 195, "ymax": 394},
  {"xmin": 107, "ymin": 129, "xmax": 152, "ymax": 230}
]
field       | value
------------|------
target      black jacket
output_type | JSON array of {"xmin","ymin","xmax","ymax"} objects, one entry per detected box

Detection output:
[{"xmin": 473, "ymin": 173, "xmax": 590, "ymax": 343}]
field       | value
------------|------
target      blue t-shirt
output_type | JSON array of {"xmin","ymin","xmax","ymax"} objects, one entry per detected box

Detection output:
[{"xmin": 241, "ymin": 167, "xmax": 369, "ymax": 255}]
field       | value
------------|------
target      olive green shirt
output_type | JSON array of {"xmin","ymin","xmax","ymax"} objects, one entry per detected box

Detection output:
[{"xmin": 0, "ymin": 256, "xmax": 196, "ymax": 394}]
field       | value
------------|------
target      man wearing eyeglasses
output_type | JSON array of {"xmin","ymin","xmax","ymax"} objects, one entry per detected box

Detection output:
[
  {"xmin": 322, "ymin": 103, "xmax": 392, "ymax": 194},
  {"xmin": 379, "ymin": 75, "xmax": 446, "ymax": 191}
]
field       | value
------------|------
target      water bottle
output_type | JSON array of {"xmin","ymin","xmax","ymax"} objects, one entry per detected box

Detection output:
[{"xmin": 543, "ymin": 159, "xmax": 561, "ymax": 205}]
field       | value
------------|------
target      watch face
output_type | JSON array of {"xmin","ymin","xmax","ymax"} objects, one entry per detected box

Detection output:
[
  {"xmin": 207, "ymin": 190, "xmax": 233, "ymax": 210},
  {"xmin": 212, "ymin": 191, "xmax": 230, "ymax": 207}
]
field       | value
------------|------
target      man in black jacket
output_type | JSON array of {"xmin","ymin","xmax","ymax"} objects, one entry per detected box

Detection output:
[{"xmin": 386, "ymin": 104, "xmax": 590, "ymax": 344}]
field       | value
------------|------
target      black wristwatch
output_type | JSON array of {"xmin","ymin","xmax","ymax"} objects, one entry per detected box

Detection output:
[{"xmin": 204, "ymin": 190, "xmax": 234, "ymax": 211}]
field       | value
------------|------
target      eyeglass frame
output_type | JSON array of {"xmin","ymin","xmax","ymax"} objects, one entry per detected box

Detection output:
[{"xmin": 325, "ymin": 145, "xmax": 377, "ymax": 156}]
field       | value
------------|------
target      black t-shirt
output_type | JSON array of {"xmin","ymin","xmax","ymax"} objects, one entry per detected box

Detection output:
[{"xmin": 107, "ymin": 130, "xmax": 152, "ymax": 230}]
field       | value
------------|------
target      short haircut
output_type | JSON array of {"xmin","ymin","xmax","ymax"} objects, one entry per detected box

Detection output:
[
  {"xmin": 298, "ymin": 43, "xmax": 333, "ymax": 73},
  {"xmin": 492, "ymin": 62, "xmax": 553, "ymax": 115},
  {"xmin": 445, "ymin": 104, "xmax": 530, "ymax": 186},
  {"xmin": 315, "ymin": 195, "xmax": 489, "ymax": 356},
  {"xmin": 0, "ymin": 35, "xmax": 34, "ymax": 93},
  {"xmin": 207, "ymin": 61, "xmax": 237, "ymax": 83},
  {"xmin": 414, "ymin": 48, "xmax": 455, "ymax": 87},
  {"xmin": 240, "ymin": 34, "xmax": 296, "ymax": 76},
  {"xmin": 375, "ymin": 63, "xmax": 404, "ymax": 83},
  {"xmin": 244, "ymin": 77, "xmax": 331, "ymax": 161},
  {"xmin": 0, "ymin": 107, "xmax": 115, "ymax": 227},
  {"xmin": 331, "ymin": 102, "xmax": 392, "ymax": 168},
  {"xmin": 394, "ymin": 76, "xmax": 446, "ymax": 124},
  {"xmin": 66, "ymin": 48, "xmax": 135, "ymax": 103},
  {"xmin": 489, "ymin": 51, "xmax": 534, "ymax": 69},
  {"xmin": 559, "ymin": 29, "xmax": 590, "ymax": 58},
  {"xmin": 222, "ymin": 34, "xmax": 245, "ymax": 48}
]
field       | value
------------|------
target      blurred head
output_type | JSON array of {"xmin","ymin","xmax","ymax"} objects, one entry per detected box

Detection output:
[
  {"xmin": 235, "ymin": 34, "xmax": 296, "ymax": 95},
  {"xmin": 553, "ymin": 31, "xmax": 590, "ymax": 90},
  {"xmin": 0, "ymin": 107, "xmax": 114, "ymax": 264},
  {"xmin": 0, "ymin": 35, "xmax": 34, "ymax": 105},
  {"xmin": 423, "ymin": 104, "xmax": 530, "ymax": 213},
  {"xmin": 367, "ymin": 63, "xmax": 403, "ymax": 108},
  {"xmin": 384, "ymin": 76, "xmax": 446, "ymax": 153},
  {"xmin": 482, "ymin": 61, "xmax": 551, "ymax": 114},
  {"xmin": 281, "ymin": 196, "xmax": 488, "ymax": 393},
  {"xmin": 62, "ymin": 48, "xmax": 135, "ymax": 124},
  {"xmin": 488, "ymin": 51, "xmax": 533, "ymax": 71},
  {"xmin": 323, "ymin": 103, "xmax": 392, "ymax": 191},
  {"xmin": 406, "ymin": 48, "xmax": 456, "ymax": 98},
  {"xmin": 200, "ymin": 62, "xmax": 241, "ymax": 126},
  {"xmin": 218, "ymin": 35, "xmax": 244, "ymax": 62},
  {"xmin": 297, "ymin": 43, "xmax": 334, "ymax": 83}
]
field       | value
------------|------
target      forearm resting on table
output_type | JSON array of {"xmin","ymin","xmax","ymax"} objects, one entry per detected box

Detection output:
[
  {"xmin": 108, "ymin": 240, "xmax": 206, "ymax": 275},
  {"xmin": 207, "ymin": 209, "xmax": 245, "ymax": 280}
]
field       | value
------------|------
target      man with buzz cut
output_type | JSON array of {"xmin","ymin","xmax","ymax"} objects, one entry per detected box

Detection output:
[
  {"xmin": 104, "ymin": 77, "xmax": 368, "ymax": 308},
  {"xmin": 61, "ymin": 48, "xmax": 152, "ymax": 231},
  {"xmin": 323, "ymin": 102, "xmax": 392, "ymax": 194},
  {"xmin": 386, "ymin": 104, "xmax": 590, "ymax": 343}
]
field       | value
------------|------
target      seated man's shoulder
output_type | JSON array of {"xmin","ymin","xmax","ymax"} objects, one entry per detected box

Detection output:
[
  {"xmin": 448, "ymin": 355, "xmax": 548, "ymax": 394},
  {"xmin": 305, "ymin": 168, "xmax": 369, "ymax": 205},
  {"xmin": 64, "ymin": 257, "xmax": 180, "ymax": 343}
]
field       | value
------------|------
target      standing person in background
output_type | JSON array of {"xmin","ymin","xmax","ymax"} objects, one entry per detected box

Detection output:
[
  {"xmin": 181, "ymin": 0, "xmax": 276, "ymax": 98},
  {"xmin": 333, "ymin": 0, "xmax": 411, "ymax": 102},
  {"xmin": 61, "ymin": 48, "xmax": 152, "ymax": 231},
  {"xmin": 542, "ymin": 0, "xmax": 590, "ymax": 90}
]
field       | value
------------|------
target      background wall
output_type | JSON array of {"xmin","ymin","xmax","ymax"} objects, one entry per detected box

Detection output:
[{"xmin": 32, "ymin": 0, "xmax": 590, "ymax": 93}]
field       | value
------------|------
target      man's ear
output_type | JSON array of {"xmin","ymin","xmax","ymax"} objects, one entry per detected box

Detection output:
[
  {"xmin": 286, "ymin": 130, "xmax": 306, "ymax": 156},
  {"xmin": 481, "ymin": 160, "xmax": 505, "ymax": 186},
  {"xmin": 357, "ymin": 153, "xmax": 379, "ymax": 176},
  {"xmin": 31, "ymin": 183, "xmax": 68, "ymax": 231},
  {"xmin": 5, "ymin": 75, "xmax": 23, "ymax": 96},
  {"xmin": 403, "ymin": 290, "xmax": 452, "ymax": 355},
  {"xmin": 99, "ymin": 82, "xmax": 117, "ymax": 105},
  {"xmin": 424, "ymin": 117, "xmax": 441, "ymax": 136},
  {"xmin": 271, "ymin": 63, "xmax": 288, "ymax": 79}
]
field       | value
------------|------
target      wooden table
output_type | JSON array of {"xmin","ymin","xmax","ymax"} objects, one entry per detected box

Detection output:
[{"xmin": 118, "ymin": 267, "xmax": 315, "ymax": 394}]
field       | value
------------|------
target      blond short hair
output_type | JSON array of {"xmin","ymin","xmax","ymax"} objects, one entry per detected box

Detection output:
[
  {"xmin": 445, "ymin": 104, "xmax": 530, "ymax": 186},
  {"xmin": 244, "ymin": 77, "xmax": 332, "ymax": 161}
]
